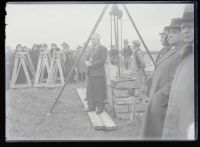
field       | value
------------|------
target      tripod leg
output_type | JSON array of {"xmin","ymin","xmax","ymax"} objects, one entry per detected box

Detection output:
[{"xmin": 122, "ymin": 4, "xmax": 156, "ymax": 67}]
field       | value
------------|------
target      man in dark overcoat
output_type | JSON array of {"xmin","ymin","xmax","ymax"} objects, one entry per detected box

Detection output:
[
  {"xmin": 141, "ymin": 18, "xmax": 185, "ymax": 139},
  {"xmin": 162, "ymin": 4, "xmax": 195, "ymax": 140},
  {"xmin": 85, "ymin": 33, "xmax": 107, "ymax": 115},
  {"xmin": 122, "ymin": 39, "xmax": 132, "ymax": 69},
  {"xmin": 145, "ymin": 27, "xmax": 171, "ymax": 97}
]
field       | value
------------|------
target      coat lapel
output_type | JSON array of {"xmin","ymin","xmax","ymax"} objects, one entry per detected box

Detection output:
[
  {"xmin": 91, "ymin": 45, "xmax": 101, "ymax": 59},
  {"xmin": 156, "ymin": 43, "xmax": 183, "ymax": 67}
]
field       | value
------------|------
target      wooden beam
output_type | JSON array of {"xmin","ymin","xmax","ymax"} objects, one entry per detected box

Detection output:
[
  {"xmin": 99, "ymin": 111, "xmax": 117, "ymax": 130},
  {"xmin": 80, "ymin": 88, "xmax": 117, "ymax": 130},
  {"xmin": 76, "ymin": 88, "xmax": 105, "ymax": 130}
]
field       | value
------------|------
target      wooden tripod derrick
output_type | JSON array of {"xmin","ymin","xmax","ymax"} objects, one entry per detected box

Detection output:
[
  {"xmin": 10, "ymin": 51, "xmax": 34, "ymax": 88},
  {"xmin": 33, "ymin": 50, "xmax": 51, "ymax": 87},
  {"xmin": 46, "ymin": 51, "xmax": 65, "ymax": 88}
]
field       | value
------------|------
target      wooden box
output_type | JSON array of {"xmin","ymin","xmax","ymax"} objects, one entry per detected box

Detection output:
[
  {"xmin": 115, "ymin": 96, "xmax": 135, "ymax": 105},
  {"xmin": 112, "ymin": 79, "xmax": 139, "ymax": 89},
  {"xmin": 136, "ymin": 102, "xmax": 148, "ymax": 112},
  {"xmin": 112, "ymin": 88, "xmax": 129, "ymax": 98},
  {"xmin": 115, "ymin": 112, "xmax": 132, "ymax": 120}
]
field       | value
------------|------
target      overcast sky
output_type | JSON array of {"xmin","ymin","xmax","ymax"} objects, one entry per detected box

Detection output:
[{"xmin": 5, "ymin": 3, "xmax": 187, "ymax": 51}]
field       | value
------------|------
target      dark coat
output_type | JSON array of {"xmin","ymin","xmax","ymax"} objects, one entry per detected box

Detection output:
[
  {"xmin": 86, "ymin": 44, "xmax": 107, "ymax": 111},
  {"xmin": 122, "ymin": 45, "xmax": 132, "ymax": 58},
  {"xmin": 155, "ymin": 46, "xmax": 171, "ymax": 63},
  {"xmin": 86, "ymin": 45, "xmax": 107, "ymax": 77},
  {"xmin": 141, "ymin": 43, "xmax": 185, "ymax": 139},
  {"xmin": 162, "ymin": 45, "xmax": 194, "ymax": 140}
]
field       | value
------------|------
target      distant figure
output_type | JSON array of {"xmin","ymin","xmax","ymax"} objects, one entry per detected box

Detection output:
[
  {"xmin": 61, "ymin": 42, "xmax": 69, "ymax": 62},
  {"xmin": 130, "ymin": 40, "xmax": 146, "ymax": 80},
  {"xmin": 85, "ymin": 33, "xmax": 107, "ymax": 115},
  {"xmin": 75, "ymin": 45, "xmax": 86, "ymax": 82},
  {"xmin": 122, "ymin": 39, "xmax": 132, "ymax": 69},
  {"xmin": 41, "ymin": 43, "xmax": 49, "ymax": 79},
  {"xmin": 30, "ymin": 44, "xmax": 40, "ymax": 71},
  {"xmin": 61, "ymin": 43, "xmax": 75, "ymax": 83},
  {"xmin": 50, "ymin": 43, "xmax": 60, "ymax": 57},
  {"xmin": 109, "ymin": 45, "xmax": 118, "ymax": 65}
]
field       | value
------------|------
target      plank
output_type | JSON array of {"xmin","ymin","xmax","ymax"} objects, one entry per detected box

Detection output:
[
  {"xmin": 76, "ymin": 88, "xmax": 105, "ymax": 130},
  {"xmin": 99, "ymin": 111, "xmax": 117, "ymax": 130},
  {"xmin": 80, "ymin": 88, "xmax": 117, "ymax": 130}
]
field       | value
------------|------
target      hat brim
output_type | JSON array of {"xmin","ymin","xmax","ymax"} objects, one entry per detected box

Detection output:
[
  {"xmin": 159, "ymin": 32, "xmax": 168, "ymax": 36},
  {"xmin": 165, "ymin": 26, "xmax": 181, "ymax": 31},
  {"xmin": 180, "ymin": 18, "xmax": 194, "ymax": 23}
]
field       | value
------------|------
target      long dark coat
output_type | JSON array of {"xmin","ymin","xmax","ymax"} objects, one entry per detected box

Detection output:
[
  {"xmin": 141, "ymin": 43, "xmax": 185, "ymax": 139},
  {"xmin": 162, "ymin": 45, "xmax": 194, "ymax": 140},
  {"xmin": 86, "ymin": 44, "xmax": 107, "ymax": 111}
]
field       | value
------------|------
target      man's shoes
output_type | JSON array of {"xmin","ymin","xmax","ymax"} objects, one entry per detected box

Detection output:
[
  {"xmin": 84, "ymin": 108, "xmax": 95, "ymax": 112},
  {"xmin": 96, "ymin": 110, "xmax": 103, "ymax": 115}
]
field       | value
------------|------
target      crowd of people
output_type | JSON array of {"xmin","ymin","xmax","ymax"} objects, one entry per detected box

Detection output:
[{"xmin": 5, "ymin": 42, "xmax": 89, "ymax": 89}]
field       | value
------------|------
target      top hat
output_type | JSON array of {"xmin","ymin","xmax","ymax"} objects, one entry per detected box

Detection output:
[
  {"xmin": 165, "ymin": 18, "xmax": 182, "ymax": 31},
  {"xmin": 179, "ymin": 4, "xmax": 194, "ymax": 23}
]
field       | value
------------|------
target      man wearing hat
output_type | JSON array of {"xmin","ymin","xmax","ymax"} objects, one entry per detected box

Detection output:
[
  {"xmin": 61, "ymin": 42, "xmax": 69, "ymax": 63},
  {"xmin": 61, "ymin": 43, "xmax": 76, "ymax": 82},
  {"xmin": 156, "ymin": 27, "xmax": 171, "ymax": 63},
  {"xmin": 30, "ymin": 44, "xmax": 40, "ymax": 71},
  {"xmin": 122, "ymin": 39, "xmax": 132, "ymax": 69},
  {"xmin": 141, "ymin": 17, "xmax": 185, "ymax": 139},
  {"xmin": 145, "ymin": 27, "xmax": 171, "ymax": 97},
  {"xmin": 50, "ymin": 43, "xmax": 60, "ymax": 57},
  {"xmin": 162, "ymin": 4, "xmax": 195, "ymax": 140},
  {"xmin": 130, "ymin": 40, "xmax": 146, "ymax": 84}
]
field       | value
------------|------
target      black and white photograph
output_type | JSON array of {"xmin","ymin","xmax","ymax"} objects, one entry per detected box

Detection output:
[{"xmin": 5, "ymin": 1, "xmax": 197, "ymax": 141}]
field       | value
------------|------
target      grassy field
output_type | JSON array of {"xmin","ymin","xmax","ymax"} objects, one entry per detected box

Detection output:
[{"xmin": 6, "ymin": 82, "xmax": 142, "ymax": 141}]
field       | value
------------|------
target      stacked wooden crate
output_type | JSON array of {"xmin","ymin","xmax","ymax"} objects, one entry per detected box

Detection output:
[{"xmin": 111, "ymin": 78, "xmax": 139, "ymax": 120}]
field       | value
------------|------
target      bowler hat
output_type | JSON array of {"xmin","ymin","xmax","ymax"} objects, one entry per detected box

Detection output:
[
  {"xmin": 165, "ymin": 18, "xmax": 182, "ymax": 31},
  {"xmin": 179, "ymin": 4, "xmax": 194, "ymax": 23},
  {"xmin": 159, "ymin": 27, "xmax": 168, "ymax": 37},
  {"xmin": 123, "ymin": 39, "xmax": 129, "ymax": 43},
  {"xmin": 132, "ymin": 40, "xmax": 141, "ymax": 47},
  {"xmin": 61, "ymin": 42, "xmax": 69, "ymax": 47}
]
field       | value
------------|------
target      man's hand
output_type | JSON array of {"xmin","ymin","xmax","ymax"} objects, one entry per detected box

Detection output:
[{"xmin": 85, "ymin": 61, "xmax": 92, "ymax": 67}]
